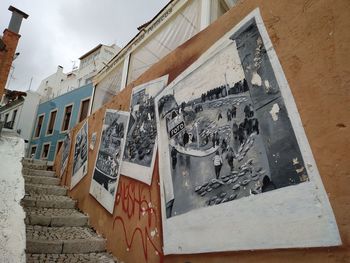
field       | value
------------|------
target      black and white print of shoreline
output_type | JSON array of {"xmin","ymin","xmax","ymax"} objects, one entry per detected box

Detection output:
[
  {"xmin": 71, "ymin": 121, "xmax": 88, "ymax": 189},
  {"xmin": 60, "ymin": 133, "xmax": 71, "ymax": 177},
  {"xmin": 90, "ymin": 109, "xmax": 129, "ymax": 214},
  {"xmin": 156, "ymin": 22, "xmax": 308, "ymax": 219},
  {"xmin": 121, "ymin": 76, "xmax": 168, "ymax": 185}
]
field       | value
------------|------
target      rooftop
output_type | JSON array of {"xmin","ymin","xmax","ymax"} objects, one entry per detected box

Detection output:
[{"xmin": 78, "ymin": 44, "xmax": 102, "ymax": 60}]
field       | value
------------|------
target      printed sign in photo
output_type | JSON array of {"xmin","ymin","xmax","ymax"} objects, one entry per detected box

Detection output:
[
  {"xmin": 71, "ymin": 121, "xmax": 88, "ymax": 189},
  {"xmin": 90, "ymin": 109, "xmax": 129, "ymax": 214},
  {"xmin": 60, "ymin": 133, "xmax": 71, "ymax": 177},
  {"xmin": 155, "ymin": 9, "xmax": 340, "ymax": 254},
  {"xmin": 121, "ymin": 75, "xmax": 168, "ymax": 185}
]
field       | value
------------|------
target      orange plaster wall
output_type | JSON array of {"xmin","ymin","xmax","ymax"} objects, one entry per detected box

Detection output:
[
  {"xmin": 0, "ymin": 30, "xmax": 20, "ymax": 98},
  {"xmin": 54, "ymin": 0, "xmax": 350, "ymax": 262}
]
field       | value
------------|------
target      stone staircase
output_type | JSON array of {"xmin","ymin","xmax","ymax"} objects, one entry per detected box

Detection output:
[{"xmin": 22, "ymin": 158, "xmax": 116, "ymax": 263}]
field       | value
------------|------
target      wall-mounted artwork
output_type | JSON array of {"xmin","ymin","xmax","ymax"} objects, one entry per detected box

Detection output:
[
  {"xmin": 71, "ymin": 121, "xmax": 88, "ymax": 189},
  {"xmin": 155, "ymin": 9, "xmax": 341, "ymax": 254},
  {"xmin": 121, "ymin": 75, "xmax": 168, "ymax": 185},
  {"xmin": 90, "ymin": 109, "xmax": 129, "ymax": 213},
  {"xmin": 60, "ymin": 133, "xmax": 71, "ymax": 177}
]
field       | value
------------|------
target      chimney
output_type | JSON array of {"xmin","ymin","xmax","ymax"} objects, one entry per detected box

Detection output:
[
  {"xmin": 57, "ymin": 65, "xmax": 63, "ymax": 73},
  {"xmin": 0, "ymin": 6, "xmax": 28, "ymax": 98},
  {"xmin": 8, "ymin": 6, "xmax": 29, "ymax": 34}
]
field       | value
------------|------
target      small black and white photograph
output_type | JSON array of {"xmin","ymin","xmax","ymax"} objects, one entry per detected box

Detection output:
[
  {"xmin": 121, "ymin": 76, "xmax": 168, "ymax": 185},
  {"xmin": 156, "ymin": 19, "xmax": 308, "ymax": 220},
  {"xmin": 60, "ymin": 133, "xmax": 71, "ymax": 177},
  {"xmin": 89, "ymin": 109, "xmax": 129, "ymax": 213},
  {"xmin": 71, "ymin": 121, "xmax": 88, "ymax": 189}
]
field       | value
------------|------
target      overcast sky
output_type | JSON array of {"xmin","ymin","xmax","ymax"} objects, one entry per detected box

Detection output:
[{"xmin": 0, "ymin": 0, "xmax": 169, "ymax": 91}]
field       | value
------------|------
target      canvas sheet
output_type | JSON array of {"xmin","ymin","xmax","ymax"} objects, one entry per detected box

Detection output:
[
  {"xmin": 90, "ymin": 109, "xmax": 129, "ymax": 213},
  {"xmin": 71, "ymin": 121, "xmax": 88, "ymax": 189},
  {"xmin": 155, "ymin": 8, "xmax": 341, "ymax": 254},
  {"xmin": 121, "ymin": 75, "xmax": 168, "ymax": 185},
  {"xmin": 60, "ymin": 133, "xmax": 71, "ymax": 177}
]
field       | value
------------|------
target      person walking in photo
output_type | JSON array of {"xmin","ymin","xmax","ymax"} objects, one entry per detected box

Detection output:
[
  {"xmin": 213, "ymin": 151, "xmax": 223, "ymax": 179},
  {"xmin": 227, "ymin": 109, "xmax": 232, "ymax": 122},
  {"xmin": 171, "ymin": 146, "xmax": 177, "ymax": 169},
  {"xmin": 231, "ymin": 105, "xmax": 237, "ymax": 118},
  {"xmin": 226, "ymin": 147, "xmax": 234, "ymax": 171},
  {"xmin": 183, "ymin": 131, "xmax": 189, "ymax": 150},
  {"xmin": 217, "ymin": 109, "xmax": 223, "ymax": 121}
]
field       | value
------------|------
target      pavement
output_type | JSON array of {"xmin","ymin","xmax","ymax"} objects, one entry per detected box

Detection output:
[{"xmin": 22, "ymin": 158, "xmax": 117, "ymax": 262}]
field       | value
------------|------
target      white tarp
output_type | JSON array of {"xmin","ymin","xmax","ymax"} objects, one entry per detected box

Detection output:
[
  {"xmin": 127, "ymin": 0, "xmax": 201, "ymax": 84},
  {"xmin": 92, "ymin": 62, "xmax": 124, "ymax": 113}
]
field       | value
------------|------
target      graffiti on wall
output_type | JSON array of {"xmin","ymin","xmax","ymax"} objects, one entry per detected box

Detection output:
[
  {"xmin": 71, "ymin": 121, "xmax": 88, "ymax": 189},
  {"xmin": 90, "ymin": 109, "xmax": 129, "ymax": 213},
  {"xmin": 121, "ymin": 75, "xmax": 168, "ymax": 185},
  {"xmin": 113, "ymin": 179, "xmax": 163, "ymax": 262},
  {"xmin": 155, "ymin": 9, "xmax": 340, "ymax": 254}
]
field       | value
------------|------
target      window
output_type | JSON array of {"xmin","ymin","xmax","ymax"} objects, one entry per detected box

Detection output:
[
  {"xmin": 34, "ymin": 115, "xmax": 44, "ymax": 138},
  {"xmin": 79, "ymin": 98, "xmax": 90, "ymax": 122},
  {"xmin": 61, "ymin": 105, "xmax": 73, "ymax": 131},
  {"xmin": 30, "ymin": 146, "xmax": 37, "ymax": 157},
  {"xmin": 41, "ymin": 143, "xmax": 50, "ymax": 159},
  {"xmin": 5, "ymin": 109, "xmax": 18, "ymax": 129},
  {"xmin": 11, "ymin": 110, "xmax": 17, "ymax": 123},
  {"xmin": 4, "ymin": 113, "xmax": 9, "ymax": 124},
  {"xmin": 46, "ymin": 110, "xmax": 57, "ymax": 135},
  {"xmin": 56, "ymin": 140, "xmax": 63, "ymax": 156}
]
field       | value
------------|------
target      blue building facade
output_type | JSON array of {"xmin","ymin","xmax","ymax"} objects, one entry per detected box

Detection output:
[{"xmin": 29, "ymin": 83, "xmax": 93, "ymax": 161}]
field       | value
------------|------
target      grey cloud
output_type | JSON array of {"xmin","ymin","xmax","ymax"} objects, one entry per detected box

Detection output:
[{"xmin": 0, "ymin": 0, "xmax": 168, "ymax": 91}]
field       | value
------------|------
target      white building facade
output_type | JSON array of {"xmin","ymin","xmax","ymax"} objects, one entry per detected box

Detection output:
[
  {"xmin": 37, "ymin": 44, "xmax": 120, "ymax": 102},
  {"xmin": 0, "ymin": 90, "xmax": 40, "ymax": 153}
]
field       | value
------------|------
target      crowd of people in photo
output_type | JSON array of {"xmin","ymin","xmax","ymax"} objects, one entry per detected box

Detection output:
[
  {"xmin": 96, "ymin": 153, "xmax": 118, "ymax": 178},
  {"xmin": 211, "ymin": 103, "xmax": 260, "ymax": 179},
  {"xmin": 199, "ymin": 78, "xmax": 249, "ymax": 103},
  {"xmin": 201, "ymin": 85, "xmax": 228, "ymax": 102},
  {"xmin": 124, "ymin": 96, "xmax": 157, "ymax": 164},
  {"xmin": 162, "ymin": 78, "xmax": 263, "ymax": 181},
  {"xmin": 170, "ymin": 98, "xmax": 260, "ymax": 180},
  {"xmin": 96, "ymin": 118, "xmax": 125, "ymax": 178}
]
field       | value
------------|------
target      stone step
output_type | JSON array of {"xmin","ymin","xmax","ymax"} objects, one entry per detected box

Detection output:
[
  {"xmin": 25, "ymin": 183, "xmax": 67, "ymax": 196},
  {"xmin": 26, "ymin": 226, "xmax": 107, "ymax": 254},
  {"xmin": 26, "ymin": 252, "xmax": 116, "ymax": 263},
  {"xmin": 24, "ymin": 175, "xmax": 60, "ymax": 185},
  {"xmin": 25, "ymin": 207, "xmax": 88, "ymax": 227},
  {"xmin": 23, "ymin": 168, "xmax": 56, "ymax": 177},
  {"xmin": 22, "ymin": 194, "xmax": 76, "ymax": 209},
  {"xmin": 22, "ymin": 158, "xmax": 54, "ymax": 165},
  {"xmin": 22, "ymin": 163, "xmax": 48, "ymax": 170}
]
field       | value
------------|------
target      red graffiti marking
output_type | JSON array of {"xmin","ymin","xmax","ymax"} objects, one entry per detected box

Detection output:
[{"xmin": 113, "ymin": 180, "xmax": 163, "ymax": 262}]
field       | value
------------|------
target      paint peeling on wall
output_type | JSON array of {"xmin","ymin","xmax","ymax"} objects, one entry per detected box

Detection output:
[{"xmin": 269, "ymin": 103, "xmax": 280, "ymax": 121}]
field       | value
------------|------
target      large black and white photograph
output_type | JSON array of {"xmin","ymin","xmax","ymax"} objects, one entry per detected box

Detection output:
[
  {"xmin": 121, "ymin": 76, "xmax": 168, "ymax": 185},
  {"xmin": 71, "ymin": 121, "xmax": 88, "ymax": 189},
  {"xmin": 89, "ymin": 109, "xmax": 129, "ymax": 213},
  {"xmin": 60, "ymin": 133, "xmax": 71, "ymax": 177},
  {"xmin": 156, "ymin": 9, "xmax": 340, "ymax": 254}
]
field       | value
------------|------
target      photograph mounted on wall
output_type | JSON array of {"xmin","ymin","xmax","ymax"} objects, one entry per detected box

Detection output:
[
  {"xmin": 89, "ymin": 109, "xmax": 129, "ymax": 214},
  {"xmin": 60, "ymin": 133, "xmax": 71, "ymax": 177},
  {"xmin": 155, "ymin": 9, "xmax": 340, "ymax": 254},
  {"xmin": 71, "ymin": 121, "xmax": 88, "ymax": 189},
  {"xmin": 121, "ymin": 75, "xmax": 168, "ymax": 185}
]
